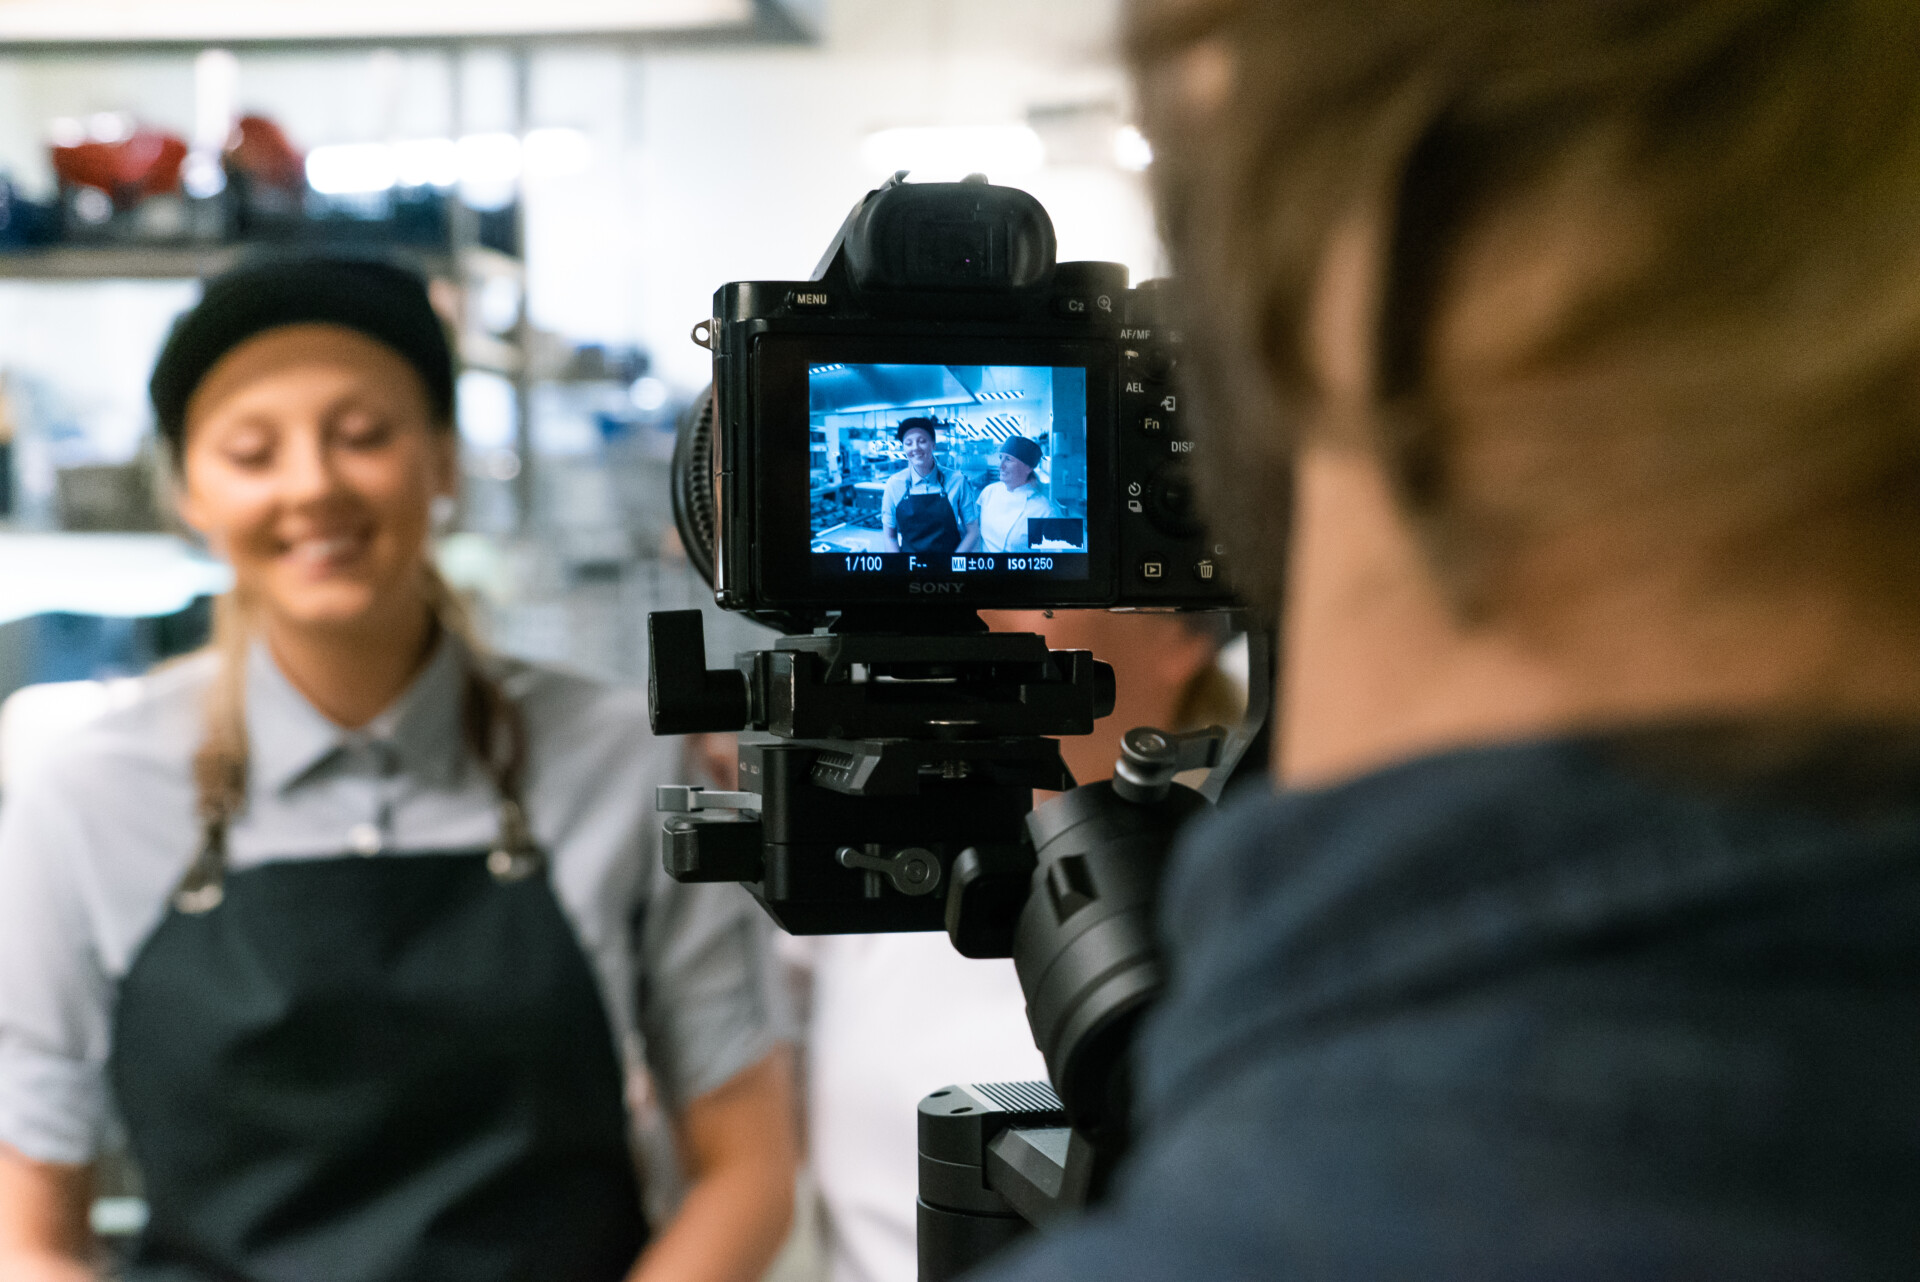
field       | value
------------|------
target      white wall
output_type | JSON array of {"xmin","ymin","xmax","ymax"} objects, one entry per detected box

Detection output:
[{"xmin": 525, "ymin": 0, "xmax": 1162, "ymax": 388}]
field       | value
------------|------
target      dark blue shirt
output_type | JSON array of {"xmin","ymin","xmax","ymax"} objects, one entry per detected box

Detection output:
[{"xmin": 980, "ymin": 731, "xmax": 1920, "ymax": 1280}]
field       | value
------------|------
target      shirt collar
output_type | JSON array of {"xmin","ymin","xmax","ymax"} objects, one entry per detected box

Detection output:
[{"xmin": 246, "ymin": 629, "xmax": 470, "ymax": 796}]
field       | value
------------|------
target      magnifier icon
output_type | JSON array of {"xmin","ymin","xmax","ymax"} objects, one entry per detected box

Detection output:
[{"xmin": 1096, "ymin": 295, "xmax": 1113, "ymax": 313}]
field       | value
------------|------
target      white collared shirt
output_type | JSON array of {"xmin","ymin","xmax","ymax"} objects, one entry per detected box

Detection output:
[
  {"xmin": 0, "ymin": 636, "xmax": 787, "ymax": 1177},
  {"xmin": 976, "ymin": 479, "xmax": 1060, "ymax": 553}
]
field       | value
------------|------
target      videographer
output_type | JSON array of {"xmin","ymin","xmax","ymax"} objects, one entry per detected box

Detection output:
[
  {"xmin": 977, "ymin": 0, "xmax": 1920, "ymax": 1275},
  {"xmin": 879, "ymin": 417, "xmax": 980, "ymax": 557}
]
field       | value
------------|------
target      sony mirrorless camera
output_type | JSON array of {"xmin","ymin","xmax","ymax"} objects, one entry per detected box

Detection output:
[
  {"xmin": 674, "ymin": 173, "xmax": 1232, "ymax": 623},
  {"xmin": 654, "ymin": 178, "xmax": 1260, "ymax": 1277}
]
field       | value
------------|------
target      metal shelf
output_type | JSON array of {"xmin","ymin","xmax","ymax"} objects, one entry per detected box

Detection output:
[{"xmin": 0, "ymin": 243, "xmax": 525, "ymax": 282}]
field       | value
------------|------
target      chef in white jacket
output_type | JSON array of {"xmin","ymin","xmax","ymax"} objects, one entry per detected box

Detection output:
[{"xmin": 975, "ymin": 435, "xmax": 1060, "ymax": 553}]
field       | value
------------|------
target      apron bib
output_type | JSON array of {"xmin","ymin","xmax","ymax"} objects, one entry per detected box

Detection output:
[
  {"xmin": 108, "ymin": 837, "xmax": 647, "ymax": 1282},
  {"xmin": 894, "ymin": 470, "xmax": 963, "ymax": 558}
]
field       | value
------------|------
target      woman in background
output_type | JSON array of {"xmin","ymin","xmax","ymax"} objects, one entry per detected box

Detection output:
[
  {"xmin": 0, "ymin": 257, "xmax": 795, "ymax": 1282},
  {"xmin": 974, "ymin": 436, "xmax": 1060, "ymax": 554},
  {"xmin": 879, "ymin": 417, "xmax": 980, "ymax": 558}
]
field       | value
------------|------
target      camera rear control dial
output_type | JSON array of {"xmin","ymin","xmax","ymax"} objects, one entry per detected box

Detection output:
[{"xmin": 1144, "ymin": 459, "xmax": 1201, "ymax": 538}]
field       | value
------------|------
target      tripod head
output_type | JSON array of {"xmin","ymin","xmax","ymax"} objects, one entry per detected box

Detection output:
[
  {"xmin": 648, "ymin": 606, "xmax": 1115, "ymax": 934},
  {"xmin": 647, "ymin": 606, "xmax": 1269, "ymax": 1276}
]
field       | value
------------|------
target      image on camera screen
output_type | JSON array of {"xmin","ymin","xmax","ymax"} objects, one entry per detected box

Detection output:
[{"xmin": 808, "ymin": 362, "xmax": 1090, "ymax": 580}]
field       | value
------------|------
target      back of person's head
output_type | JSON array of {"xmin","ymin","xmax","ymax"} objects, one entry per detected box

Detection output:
[{"xmin": 1126, "ymin": 0, "xmax": 1920, "ymax": 629}]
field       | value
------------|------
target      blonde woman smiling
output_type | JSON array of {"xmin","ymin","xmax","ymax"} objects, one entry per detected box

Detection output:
[{"xmin": 0, "ymin": 258, "xmax": 795, "ymax": 1282}]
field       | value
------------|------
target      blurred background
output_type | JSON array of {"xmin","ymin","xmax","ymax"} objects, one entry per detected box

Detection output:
[
  {"xmin": 0, "ymin": 3, "xmax": 1165, "ymax": 1272},
  {"xmin": 0, "ymin": 0, "xmax": 1160, "ymax": 703}
]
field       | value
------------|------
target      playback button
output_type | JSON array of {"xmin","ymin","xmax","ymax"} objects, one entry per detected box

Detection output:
[{"xmin": 1136, "ymin": 556, "xmax": 1166, "ymax": 582}]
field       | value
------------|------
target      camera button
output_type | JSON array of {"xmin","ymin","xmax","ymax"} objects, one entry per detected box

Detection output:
[
  {"xmin": 1144, "ymin": 461, "xmax": 1201, "ymax": 537},
  {"xmin": 1125, "ymin": 348, "xmax": 1177, "ymax": 383},
  {"xmin": 1052, "ymin": 296, "xmax": 1095, "ymax": 319},
  {"xmin": 1136, "ymin": 557, "xmax": 1166, "ymax": 582}
]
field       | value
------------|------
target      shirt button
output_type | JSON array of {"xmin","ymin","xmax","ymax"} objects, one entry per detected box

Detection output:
[{"xmin": 348, "ymin": 822, "xmax": 382, "ymax": 856}]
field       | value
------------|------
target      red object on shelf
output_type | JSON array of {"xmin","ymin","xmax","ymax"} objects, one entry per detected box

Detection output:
[
  {"xmin": 51, "ymin": 128, "xmax": 189, "ymax": 203},
  {"xmin": 225, "ymin": 115, "xmax": 305, "ymax": 190}
]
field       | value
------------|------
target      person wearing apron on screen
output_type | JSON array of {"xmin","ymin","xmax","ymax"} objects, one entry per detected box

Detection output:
[
  {"xmin": 0, "ymin": 256, "xmax": 797, "ymax": 1282},
  {"xmin": 975, "ymin": 435, "xmax": 1061, "ymax": 554},
  {"xmin": 879, "ymin": 417, "xmax": 980, "ymax": 558}
]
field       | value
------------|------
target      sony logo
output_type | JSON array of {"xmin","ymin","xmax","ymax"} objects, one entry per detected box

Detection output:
[{"xmin": 908, "ymin": 581, "xmax": 966, "ymax": 594}]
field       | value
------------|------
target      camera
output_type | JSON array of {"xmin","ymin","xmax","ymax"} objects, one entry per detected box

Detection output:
[
  {"xmin": 675, "ymin": 172, "xmax": 1232, "ymax": 627},
  {"xmin": 651, "ymin": 175, "xmax": 1267, "ymax": 1279}
]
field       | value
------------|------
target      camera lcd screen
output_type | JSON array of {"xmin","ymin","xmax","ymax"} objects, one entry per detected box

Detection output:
[{"xmin": 807, "ymin": 362, "xmax": 1091, "ymax": 582}]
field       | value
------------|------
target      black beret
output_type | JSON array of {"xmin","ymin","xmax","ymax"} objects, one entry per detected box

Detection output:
[
  {"xmin": 895, "ymin": 416, "xmax": 940, "ymax": 441},
  {"xmin": 998, "ymin": 435, "xmax": 1042, "ymax": 468},
  {"xmin": 150, "ymin": 254, "xmax": 455, "ymax": 457}
]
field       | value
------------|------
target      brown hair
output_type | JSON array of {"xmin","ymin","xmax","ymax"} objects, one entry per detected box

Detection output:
[{"xmin": 1125, "ymin": 0, "xmax": 1920, "ymax": 617}]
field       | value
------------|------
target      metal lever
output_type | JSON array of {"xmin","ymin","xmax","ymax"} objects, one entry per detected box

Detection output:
[
  {"xmin": 655, "ymin": 786, "xmax": 761, "ymax": 814},
  {"xmin": 837, "ymin": 843, "xmax": 944, "ymax": 896},
  {"xmin": 1111, "ymin": 725, "xmax": 1226, "ymax": 804}
]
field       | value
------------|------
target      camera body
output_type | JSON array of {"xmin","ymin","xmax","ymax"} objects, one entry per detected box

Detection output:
[
  {"xmin": 654, "ymin": 183, "xmax": 1269, "ymax": 1268},
  {"xmin": 699, "ymin": 176, "xmax": 1232, "ymax": 623}
]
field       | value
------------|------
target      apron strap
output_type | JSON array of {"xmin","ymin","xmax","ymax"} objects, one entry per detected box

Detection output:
[{"xmin": 173, "ymin": 667, "xmax": 542, "ymax": 914}]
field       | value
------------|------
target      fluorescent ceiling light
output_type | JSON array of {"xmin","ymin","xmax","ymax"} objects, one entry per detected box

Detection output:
[
  {"xmin": 0, "ymin": 0, "xmax": 756, "ymax": 43},
  {"xmin": 392, "ymin": 137, "xmax": 459, "ymax": 188},
  {"xmin": 860, "ymin": 126, "xmax": 1047, "ymax": 182},
  {"xmin": 1113, "ymin": 124, "xmax": 1153, "ymax": 172},
  {"xmin": 0, "ymin": 534, "xmax": 232, "ymax": 628},
  {"xmin": 306, "ymin": 142, "xmax": 399, "ymax": 195},
  {"xmin": 305, "ymin": 129, "xmax": 589, "ymax": 197}
]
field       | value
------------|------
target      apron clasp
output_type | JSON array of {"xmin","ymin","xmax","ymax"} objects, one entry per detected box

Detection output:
[{"xmin": 487, "ymin": 797, "xmax": 545, "ymax": 882}]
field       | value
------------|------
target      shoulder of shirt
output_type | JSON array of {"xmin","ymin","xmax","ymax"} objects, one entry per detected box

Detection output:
[
  {"xmin": 482, "ymin": 653, "xmax": 668, "ymax": 773},
  {"xmin": 18, "ymin": 651, "xmax": 215, "ymax": 795}
]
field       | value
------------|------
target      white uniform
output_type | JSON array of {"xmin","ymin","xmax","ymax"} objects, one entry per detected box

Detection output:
[
  {"xmin": 976, "ymin": 480, "xmax": 1060, "ymax": 553},
  {"xmin": 802, "ymin": 934, "xmax": 1049, "ymax": 1282}
]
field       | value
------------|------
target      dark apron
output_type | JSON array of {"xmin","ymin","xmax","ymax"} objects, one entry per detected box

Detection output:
[
  {"xmin": 107, "ymin": 803, "xmax": 647, "ymax": 1282},
  {"xmin": 895, "ymin": 469, "xmax": 963, "ymax": 558}
]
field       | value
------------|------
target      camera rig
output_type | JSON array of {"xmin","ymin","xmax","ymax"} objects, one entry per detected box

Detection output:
[
  {"xmin": 652, "ymin": 174, "xmax": 1269, "ymax": 1278},
  {"xmin": 651, "ymin": 603, "xmax": 1268, "ymax": 1278}
]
